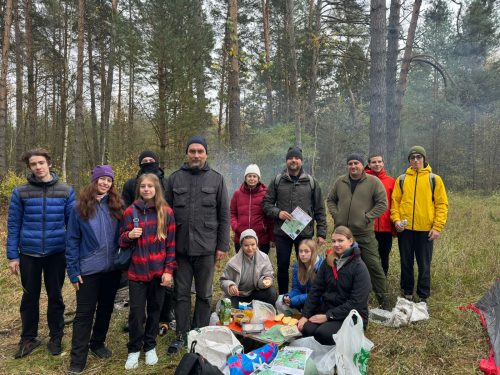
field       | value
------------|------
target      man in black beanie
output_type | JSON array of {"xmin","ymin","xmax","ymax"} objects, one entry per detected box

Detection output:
[
  {"xmin": 165, "ymin": 135, "xmax": 230, "ymax": 354},
  {"xmin": 262, "ymin": 146, "xmax": 327, "ymax": 295},
  {"xmin": 327, "ymin": 153, "xmax": 390, "ymax": 309}
]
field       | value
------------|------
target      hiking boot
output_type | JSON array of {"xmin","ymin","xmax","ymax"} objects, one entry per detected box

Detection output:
[
  {"xmin": 67, "ymin": 364, "xmax": 85, "ymax": 374},
  {"xmin": 14, "ymin": 338, "xmax": 41, "ymax": 359},
  {"xmin": 377, "ymin": 293, "xmax": 391, "ymax": 311},
  {"xmin": 90, "ymin": 345, "xmax": 112, "ymax": 359},
  {"xmin": 47, "ymin": 337, "xmax": 62, "ymax": 355},
  {"xmin": 417, "ymin": 296, "xmax": 428, "ymax": 304}
]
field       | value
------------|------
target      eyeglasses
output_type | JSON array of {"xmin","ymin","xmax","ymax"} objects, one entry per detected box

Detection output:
[{"xmin": 409, "ymin": 154, "xmax": 423, "ymax": 160}]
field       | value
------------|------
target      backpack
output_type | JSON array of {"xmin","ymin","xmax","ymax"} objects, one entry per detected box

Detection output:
[
  {"xmin": 399, "ymin": 173, "xmax": 436, "ymax": 201},
  {"xmin": 174, "ymin": 341, "xmax": 224, "ymax": 375}
]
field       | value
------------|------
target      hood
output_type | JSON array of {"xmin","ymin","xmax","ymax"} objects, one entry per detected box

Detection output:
[
  {"xmin": 404, "ymin": 162, "xmax": 433, "ymax": 176},
  {"xmin": 180, "ymin": 162, "xmax": 210, "ymax": 174},
  {"xmin": 27, "ymin": 172, "xmax": 59, "ymax": 187},
  {"xmin": 135, "ymin": 166, "xmax": 165, "ymax": 180},
  {"xmin": 365, "ymin": 166, "xmax": 388, "ymax": 179}
]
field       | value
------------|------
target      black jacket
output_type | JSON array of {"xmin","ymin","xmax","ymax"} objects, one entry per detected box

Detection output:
[
  {"xmin": 301, "ymin": 245, "xmax": 372, "ymax": 324},
  {"xmin": 261, "ymin": 169, "xmax": 327, "ymax": 239},
  {"xmin": 165, "ymin": 163, "xmax": 230, "ymax": 256},
  {"xmin": 122, "ymin": 167, "xmax": 167, "ymax": 207}
]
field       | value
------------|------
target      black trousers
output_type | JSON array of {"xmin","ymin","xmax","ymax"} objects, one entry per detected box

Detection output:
[
  {"xmin": 128, "ymin": 278, "xmax": 165, "ymax": 353},
  {"xmin": 174, "ymin": 254, "xmax": 215, "ymax": 335},
  {"xmin": 229, "ymin": 287, "xmax": 278, "ymax": 308},
  {"xmin": 274, "ymin": 235, "xmax": 308, "ymax": 295},
  {"xmin": 19, "ymin": 252, "xmax": 66, "ymax": 341},
  {"xmin": 301, "ymin": 320, "xmax": 343, "ymax": 346},
  {"xmin": 398, "ymin": 230, "xmax": 433, "ymax": 298},
  {"xmin": 375, "ymin": 231, "xmax": 393, "ymax": 276},
  {"xmin": 70, "ymin": 270, "xmax": 121, "ymax": 368}
]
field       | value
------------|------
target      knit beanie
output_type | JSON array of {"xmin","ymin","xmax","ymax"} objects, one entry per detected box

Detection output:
[
  {"xmin": 286, "ymin": 146, "xmax": 303, "ymax": 161},
  {"xmin": 240, "ymin": 228, "xmax": 259, "ymax": 245},
  {"xmin": 186, "ymin": 135, "xmax": 208, "ymax": 153},
  {"xmin": 408, "ymin": 146, "xmax": 426, "ymax": 161},
  {"xmin": 138, "ymin": 150, "xmax": 159, "ymax": 165},
  {"xmin": 244, "ymin": 164, "xmax": 261, "ymax": 179},
  {"xmin": 346, "ymin": 153, "xmax": 364, "ymax": 164},
  {"xmin": 91, "ymin": 165, "xmax": 114, "ymax": 182}
]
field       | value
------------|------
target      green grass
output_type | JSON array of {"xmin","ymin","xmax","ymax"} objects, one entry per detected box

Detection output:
[{"xmin": 0, "ymin": 191, "xmax": 498, "ymax": 374}]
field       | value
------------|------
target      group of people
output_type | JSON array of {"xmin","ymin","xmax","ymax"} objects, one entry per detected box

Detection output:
[{"xmin": 5, "ymin": 139, "xmax": 448, "ymax": 373}]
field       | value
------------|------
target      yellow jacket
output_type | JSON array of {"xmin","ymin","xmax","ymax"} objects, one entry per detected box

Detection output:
[{"xmin": 390, "ymin": 164, "xmax": 448, "ymax": 232}]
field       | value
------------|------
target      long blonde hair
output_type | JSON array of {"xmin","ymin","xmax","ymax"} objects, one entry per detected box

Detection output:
[
  {"xmin": 136, "ymin": 173, "xmax": 169, "ymax": 241},
  {"xmin": 298, "ymin": 239, "xmax": 319, "ymax": 284}
]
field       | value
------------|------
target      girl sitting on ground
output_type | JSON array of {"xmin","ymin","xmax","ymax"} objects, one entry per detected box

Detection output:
[
  {"xmin": 297, "ymin": 226, "xmax": 371, "ymax": 345},
  {"xmin": 220, "ymin": 229, "xmax": 277, "ymax": 308},
  {"xmin": 119, "ymin": 173, "xmax": 176, "ymax": 370},
  {"xmin": 275, "ymin": 239, "xmax": 324, "ymax": 315}
]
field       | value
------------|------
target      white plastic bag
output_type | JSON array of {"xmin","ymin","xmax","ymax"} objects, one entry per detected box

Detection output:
[
  {"xmin": 251, "ymin": 300, "xmax": 276, "ymax": 323},
  {"xmin": 187, "ymin": 326, "xmax": 243, "ymax": 370},
  {"xmin": 333, "ymin": 310, "xmax": 374, "ymax": 375},
  {"xmin": 288, "ymin": 336, "xmax": 336, "ymax": 375}
]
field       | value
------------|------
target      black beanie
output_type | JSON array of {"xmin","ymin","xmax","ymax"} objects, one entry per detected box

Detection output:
[
  {"xmin": 138, "ymin": 150, "xmax": 159, "ymax": 165},
  {"xmin": 185, "ymin": 135, "xmax": 208, "ymax": 154},
  {"xmin": 346, "ymin": 153, "xmax": 364, "ymax": 164},
  {"xmin": 286, "ymin": 146, "xmax": 303, "ymax": 161}
]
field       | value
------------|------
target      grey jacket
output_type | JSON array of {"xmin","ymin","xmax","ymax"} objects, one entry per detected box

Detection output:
[
  {"xmin": 220, "ymin": 249, "xmax": 274, "ymax": 297},
  {"xmin": 165, "ymin": 163, "xmax": 230, "ymax": 256},
  {"xmin": 261, "ymin": 169, "xmax": 327, "ymax": 239},
  {"xmin": 326, "ymin": 172, "xmax": 387, "ymax": 236}
]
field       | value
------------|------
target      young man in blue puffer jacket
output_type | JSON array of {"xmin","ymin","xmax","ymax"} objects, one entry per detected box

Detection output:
[{"xmin": 6, "ymin": 148, "xmax": 75, "ymax": 359}]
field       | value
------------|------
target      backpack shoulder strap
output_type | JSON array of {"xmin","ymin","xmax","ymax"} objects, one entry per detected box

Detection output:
[
  {"xmin": 399, "ymin": 173, "xmax": 406, "ymax": 192},
  {"xmin": 429, "ymin": 173, "xmax": 436, "ymax": 202}
]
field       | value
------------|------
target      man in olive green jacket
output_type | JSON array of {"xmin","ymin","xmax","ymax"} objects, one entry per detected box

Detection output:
[{"xmin": 327, "ymin": 154, "xmax": 390, "ymax": 309}]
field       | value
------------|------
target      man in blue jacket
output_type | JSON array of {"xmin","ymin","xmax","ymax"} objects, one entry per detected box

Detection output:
[{"xmin": 6, "ymin": 148, "xmax": 75, "ymax": 359}]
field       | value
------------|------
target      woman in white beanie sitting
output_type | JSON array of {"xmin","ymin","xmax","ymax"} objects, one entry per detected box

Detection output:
[
  {"xmin": 220, "ymin": 229, "xmax": 277, "ymax": 308},
  {"xmin": 230, "ymin": 164, "xmax": 274, "ymax": 254}
]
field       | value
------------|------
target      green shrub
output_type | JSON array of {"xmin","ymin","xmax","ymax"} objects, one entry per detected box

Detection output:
[{"xmin": 0, "ymin": 171, "xmax": 25, "ymax": 204}]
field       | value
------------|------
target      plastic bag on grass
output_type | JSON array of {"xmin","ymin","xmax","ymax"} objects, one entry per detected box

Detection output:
[
  {"xmin": 251, "ymin": 300, "xmax": 276, "ymax": 323},
  {"xmin": 288, "ymin": 336, "xmax": 336, "ymax": 375},
  {"xmin": 333, "ymin": 310, "xmax": 374, "ymax": 375},
  {"xmin": 188, "ymin": 326, "xmax": 243, "ymax": 370}
]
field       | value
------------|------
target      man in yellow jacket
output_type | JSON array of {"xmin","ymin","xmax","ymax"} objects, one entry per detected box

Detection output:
[{"xmin": 391, "ymin": 146, "xmax": 448, "ymax": 303}]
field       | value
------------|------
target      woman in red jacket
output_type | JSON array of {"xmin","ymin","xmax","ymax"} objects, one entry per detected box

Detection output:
[{"xmin": 230, "ymin": 164, "xmax": 274, "ymax": 253}]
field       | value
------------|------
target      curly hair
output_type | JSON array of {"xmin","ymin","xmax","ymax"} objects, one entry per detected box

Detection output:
[{"xmin": 76, "ymin": 180, "xmax": 123, "ymax": 220}]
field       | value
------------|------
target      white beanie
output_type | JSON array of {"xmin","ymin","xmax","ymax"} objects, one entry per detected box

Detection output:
[
  {"xmin": 244, "ymin": 164, "xmax": 261, "ymax": 179},
  {"xmin": 240, "ymin": 228, "xmax": 259, "ymax": 245}
]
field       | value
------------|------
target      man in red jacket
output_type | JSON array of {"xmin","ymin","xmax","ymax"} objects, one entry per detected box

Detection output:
[{"xmin": 365, "ymin": 154, "xmax": 395, "ymax": 276}]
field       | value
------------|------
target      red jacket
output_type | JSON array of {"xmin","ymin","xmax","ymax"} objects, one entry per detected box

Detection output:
[
  {"xmin": 365, "ymin": 166, "xmax": 395, "ymax": 233},
  {"xmin": 230, "ymin": 182, "xmax": 274, "ymax": 245}
]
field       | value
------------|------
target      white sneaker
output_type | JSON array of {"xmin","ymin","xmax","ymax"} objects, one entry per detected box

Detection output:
[
  {"xmin": 125, "ymin": 352, "xmax": 140, "ymax": 370},
  {"xmin": 145, "ymin": 348, "xmax": 158, "ymax": 365}
]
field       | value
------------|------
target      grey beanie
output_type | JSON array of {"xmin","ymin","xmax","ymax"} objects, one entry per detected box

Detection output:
[{"xmin": 240, "ymin": 228, "xmax": 259, "ymax": 245}]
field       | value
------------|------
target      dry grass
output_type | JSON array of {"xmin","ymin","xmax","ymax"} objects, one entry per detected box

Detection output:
[{"xmin": 0, "ymin": 191, "xmax": 498, "ymax": 374}]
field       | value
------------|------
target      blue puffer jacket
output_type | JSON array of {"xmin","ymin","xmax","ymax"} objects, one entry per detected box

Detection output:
[
  {"xmin": 66, "ymin": 195, "xmax": 120, "ymax": 281},
  {"xmin": 286, "ymin": 256, "xmax": 325, "ymax": 309},
  {"xmin": 7, "ymin": 173, "xmax": 75, "ymax": 261}
]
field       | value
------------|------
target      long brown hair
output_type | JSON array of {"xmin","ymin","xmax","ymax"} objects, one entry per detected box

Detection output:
[
  {"xmin": 326, "ymin": 226, "xmax": 355, "ymax": 267},
  {"xmin": 76, "ymin": 181, "xmax": 123, "ymax": 220},
  {"xmin": 136, "ymin": 173, "xmax": 169, "ymax": 241},
  {"xmin": 298, "ymin": 239, "xmax": 319, "ymax": 284}
]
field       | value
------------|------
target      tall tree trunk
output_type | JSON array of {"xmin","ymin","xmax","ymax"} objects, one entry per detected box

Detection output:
[
  {"xmin": 101, "ymin": 0, "xmax": 118, "ymax": 164},
  {"xmin": 369, "ymin": 0, "xmax": 387, "ymax": 156},
  {"xmin": 0, "ymin": 0, "xmax": 13, "ymax": 174},
  {"xmin": 127, "ymin": 0, "xmax": 134, "ymax": 149},
  {"xmin": 285, "ymin": 0, "xmax": 300, "ymax": 147},
  {"xmin": 88, "ymin": 23, "xmax": 99, "ymax": 165},
  {"xmin": 117, "ymin": 59, "xmax": 123, "ymax": 158},
  {"xmin": 227, "ymin": 0, "xmax": 241, "ymax": 150},
  {"xmin": 14, "ymin": 0, "xmax": 24, "ymax": 172},
  {"xmin": 385, "ymin": 0, "xmax": 401, "ymax": 172},
  {"xmin": 158, "ymin": 62, "xmax": 167, "ymax": 159},
  {"xmin": 72, "ymin": 0, "xmax": 85, "ymax": 187},
  {"xmin": 262, "ymin": 0, "xmax": 273, "ymax": 125},
  {"xmin": 218, "ymin": 13, "xmax": 229, "ymax": 147},
  {"xmin": 394, "ymin": 0, "xmax": 422, "ymax": 148},
  {"xmin": 61, "ymin": 1, "xmax": 69, "ymax": 181},
  {"xmin": 25, "ymin": 0, "xmax": 36, "ymax": 150}
]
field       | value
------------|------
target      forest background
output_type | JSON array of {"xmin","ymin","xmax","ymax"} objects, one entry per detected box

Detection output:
[{"xmin": 0, "ymin": 0, "xmax": 498, "ymax": 194}]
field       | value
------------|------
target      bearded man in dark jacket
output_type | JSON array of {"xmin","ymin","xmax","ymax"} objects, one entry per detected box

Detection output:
[{"xmin": 165, "ymin": 135, "xmax": 230, "ymax": 354}]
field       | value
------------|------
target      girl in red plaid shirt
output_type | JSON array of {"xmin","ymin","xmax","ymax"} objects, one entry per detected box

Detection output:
[{"xmin": 119, "ymin": 173, "xmax": 176, "ymax": 370}]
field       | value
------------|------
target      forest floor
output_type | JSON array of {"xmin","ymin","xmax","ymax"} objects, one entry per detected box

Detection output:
[{"xmin": 0, "ymin": 192, "xmax": 498, "ymax": 375}]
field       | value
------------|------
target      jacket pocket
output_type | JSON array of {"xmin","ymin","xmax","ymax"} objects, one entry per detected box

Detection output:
[
  {"xmin": 201, "ymin": 187, "xmax": 217, "ymax": 208},
  {"xmin": 173, "ymin": 188, "xmax": 188, "ymax": 208}
]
